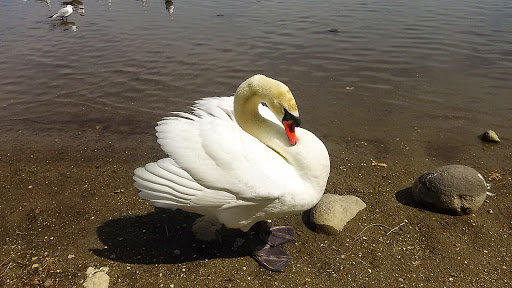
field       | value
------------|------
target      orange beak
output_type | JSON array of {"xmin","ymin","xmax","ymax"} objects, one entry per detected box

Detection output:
[
  {"xmin": 283, "ymin": 120, "xmax": 298, "ymax": 145},
  {"xmin": 282, "ymin": 109, "xmax": 300, "ymax": 146}
]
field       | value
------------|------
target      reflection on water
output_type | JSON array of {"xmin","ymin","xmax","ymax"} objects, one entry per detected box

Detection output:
[
  {"xmin": 78, "ymin": 4, "xmax": 85, "ymax": 16},
  {"xmin": 165, "ymin": 0, "xmax": 174, "ymax": 15},
  {"xmin": 52, "ymin": 20, "xmax": 78, "ymax": 31},
  {"xmin": 36, "ymin": 0, "xmax": 51, "ymax": 9}
]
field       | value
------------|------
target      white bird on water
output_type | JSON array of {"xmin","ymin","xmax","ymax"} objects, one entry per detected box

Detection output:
[
  {"xmin": 48, "ymin": 5, "xmax": 73, "ymax": 20},
  {"xmin": 133, "ymin": 75, "xmax": 330, "ymax": 272}
]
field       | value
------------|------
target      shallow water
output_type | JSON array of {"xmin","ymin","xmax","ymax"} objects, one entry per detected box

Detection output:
[{"xmin": 1, "ymin": 0, "xmax": 511, "ymax": 151}]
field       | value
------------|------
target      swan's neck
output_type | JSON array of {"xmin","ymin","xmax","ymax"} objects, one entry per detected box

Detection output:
[
  {"xmin": 234, "ymin": 85, "xmax": 289, "ymax": 152},
  {"xmin": 233, "ymin": 76, "xmax": 330, "ymax": 198}
]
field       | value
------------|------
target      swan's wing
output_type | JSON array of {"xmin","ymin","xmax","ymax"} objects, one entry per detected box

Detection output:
[
  {"xmin": 147, "ymin": 96, "xmax": 291, "ymax": 206},
  {"xmin": 134, "ymin": 158, "xmax": 244, "ymax": 210}
]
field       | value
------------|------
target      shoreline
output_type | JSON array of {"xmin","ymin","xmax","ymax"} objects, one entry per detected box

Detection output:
[{"xmin": 1, "ymin": 121, "xmax": 510, "ymax": 287}]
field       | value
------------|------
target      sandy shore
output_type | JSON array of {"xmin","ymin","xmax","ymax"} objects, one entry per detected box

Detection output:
[{"xmin": 1, "ymin": 120, "xmax": 511, "ymax": 287}]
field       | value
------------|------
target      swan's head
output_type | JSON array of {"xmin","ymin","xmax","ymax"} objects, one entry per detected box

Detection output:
[{"xmin": 237, "ymin": 75, "xmax": 301, "ymax": 145}]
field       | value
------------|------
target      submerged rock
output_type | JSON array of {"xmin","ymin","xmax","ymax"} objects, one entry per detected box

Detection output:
[
  {"xmin": 412, "ymin": 165, "xmax": 487, "ymax": 215},
  {"xmin": 308, "ymin": 194, "xmax": 366, "ymax": 235},
  {"xmin": 481, "ymin": 130, "xmax": 500, "ymax": 143}
]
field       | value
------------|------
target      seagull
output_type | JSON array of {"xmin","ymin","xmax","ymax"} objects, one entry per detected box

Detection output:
[{"xmin": 48, "ymin": 5, "xmax": 73, "ymax": 20}]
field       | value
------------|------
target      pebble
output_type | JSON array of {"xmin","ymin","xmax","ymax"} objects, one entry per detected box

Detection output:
[
  {"xmin": 481, "ymin": 130, "xmax": 500, "ymax": 143},
  {"xmin": 308, "ymin": 194, "xmax": 366, "ymax": 235},
  {"xmin": 84, "ymin": 267, "xmax": 110, "ymax": 288},
  {"xmin": 412, "ymin": 165, "xmax": 487, "ymax": 215}
]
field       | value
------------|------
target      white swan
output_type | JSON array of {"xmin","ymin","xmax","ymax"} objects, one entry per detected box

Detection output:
[{"xmin": 134, "ymin": 75, "xmax": 330, "ymax": 271}]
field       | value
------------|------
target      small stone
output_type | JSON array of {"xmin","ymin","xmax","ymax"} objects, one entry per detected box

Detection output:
[
  {"xmin": 191, "ymin": 216, "xmax": 222, "ymax": 241},
  {"xmin": 481, "ymin": 130, "xmax": 500, "ymax": 143},
  {"xmin": 308, "ymin": 194, "xmax": 366, "ymax": 235},
  {"xmin": 487, "ymin": 209, "xmax": 494, "ymax": 214},
  {"xmin": 84, "ymin": 267, "xmax": 110, "ymax": 288},
  {"xmin": 44, "ymin": 279, "xmax": 53, "ymax": 287},
  {"xmin": 173, "ymin": 249, "xmax": 181, "ymax": 256},
  {"xmin": 68, "ymin": 254, "xmax": 75, "ymax": 259},
  {"xmin": 328, "ymin": 28, "xmax": 340, "ymax": 33},
  {"xmin": 32, "ymin": 264, "xmax": 40, "ymax": 269},
  {"xmin": 412, "ymin": 165, "xmax": 487, "ymax": 215}
]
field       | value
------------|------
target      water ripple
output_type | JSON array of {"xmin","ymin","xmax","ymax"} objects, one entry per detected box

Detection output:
[{"xmin": 0, "ymin": 0, "xmax": 511, "ymax": 130}]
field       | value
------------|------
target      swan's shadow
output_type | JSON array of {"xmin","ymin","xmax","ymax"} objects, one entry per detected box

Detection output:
[{"xmin": 91, "ymin": 208, "xmax": 248, "ymax": 264}]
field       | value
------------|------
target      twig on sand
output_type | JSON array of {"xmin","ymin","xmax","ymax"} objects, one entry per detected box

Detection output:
[
  {"xmin": 386, "ymin": 222, "xmax": 406, "ymax": 235},
  {"xmin": 2, "ymin": 262, "xmax": 13, "ymax": 275},
  {"xmin": 355, "ymin": 257, "xmax": 370, "ymax": 267},
  {"xmin": 0, "ymin": 255, "xmax": 13, "ymax": 267},
  {"xmin": 354, "ymin": 222, "xmax": 406, "ymax": 240}
]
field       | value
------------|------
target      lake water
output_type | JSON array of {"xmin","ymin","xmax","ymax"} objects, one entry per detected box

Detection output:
[{"xmin": 1, "ymin": 0, "xmax": 511, "ymax": 161}]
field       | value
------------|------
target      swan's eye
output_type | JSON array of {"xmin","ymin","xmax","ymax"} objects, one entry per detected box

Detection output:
[{"xmin": 282, "ymin": 109, "xmax": 301, "ymax": 127}]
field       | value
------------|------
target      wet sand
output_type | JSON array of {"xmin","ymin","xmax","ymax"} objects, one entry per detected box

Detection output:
[{"xmin": 1, "ymin": 115, "xmax": 510, "ymax": 287}]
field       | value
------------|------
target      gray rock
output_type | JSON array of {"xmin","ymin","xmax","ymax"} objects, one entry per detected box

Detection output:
[
  {"xmin": 481, "ymin": 130, "xmax": 500, "ymax": 143},
  {"xmin": 412, "ymin": 165, "xmax": 487, "ymax": 215},
  {"xmin": 309, "ymin": 194, "xmax": 366, "ymax": 235}
]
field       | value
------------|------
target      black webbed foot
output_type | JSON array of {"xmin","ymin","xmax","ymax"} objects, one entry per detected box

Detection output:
[
  {"xmin": 252, "ymin": 244, "xmax": 292, "ymax": 272},
  {"xmin": 248, "ymin": 221, "xmax": 296, "ymax": 272},
  {"xmin": 264, "ymin": 226, "xmax": 295, "ymax": 246}
]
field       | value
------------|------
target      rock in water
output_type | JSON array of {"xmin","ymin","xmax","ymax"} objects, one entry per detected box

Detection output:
[
  {"xmin": 309, "ymin": 194, "xmax": 366, "ymax": 235},
  {"xmin": 412, "ymin": 165, "xmax": 487, "ymax": 215},
  {"xmin": 481, "ymin": 130, "xmax": 500, "ymax": 143}
]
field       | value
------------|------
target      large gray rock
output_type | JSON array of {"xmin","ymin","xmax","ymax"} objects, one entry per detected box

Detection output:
[
  {"xmin": 412, "ymin": 165, "xmax": 487, "ymax": 215},
  {"xmin": 309, "ymin": 194, "xmax": 366, "ymax": 235}
]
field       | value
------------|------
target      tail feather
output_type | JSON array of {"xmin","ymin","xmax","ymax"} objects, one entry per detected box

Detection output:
[
  {"xmin": 134, "ymin": 157, "xmax": 239, "ymax": 211},
  {"xmin": 139, "ymin": 163, "xmax": 202, "ymax": 197},
  {"xmin": 138, "ymin": 189, "xmax": 190, "ymax": 205},
  {"xmin": 134, "ymin": 176, "xmax": 192, "ymax": 202},
  {"xmin": 155, "ymin": 158, "xmax": 198, "ymax": 184},
  {"xmin": 134, "ymin": 158, "xmax": 211, "ymax": 207}
]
